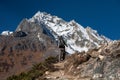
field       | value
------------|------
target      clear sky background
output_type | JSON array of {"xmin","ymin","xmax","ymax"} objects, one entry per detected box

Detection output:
[{"xmin": 0, "ymin": 0, "xmax": 120, "ymax": 40}]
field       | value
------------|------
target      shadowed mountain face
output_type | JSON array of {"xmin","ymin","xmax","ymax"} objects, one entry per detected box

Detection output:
[
  {"xmin": 0, "ymin": 20, "xmax": 60, "ymax": 80},
  {"xmin": 16, "ymin": 19, "xmax": 43, "ymax": 34}
]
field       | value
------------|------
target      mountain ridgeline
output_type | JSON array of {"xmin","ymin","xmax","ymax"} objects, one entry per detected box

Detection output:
[{"xmin": 16, "ymin": 11, "xmax": 111, "ymax": 54}]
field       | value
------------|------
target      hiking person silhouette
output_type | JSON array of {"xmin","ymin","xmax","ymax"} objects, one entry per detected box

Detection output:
[{"xmin": 57, "ymin": 36, "xmax": 67, "ymax": 62}]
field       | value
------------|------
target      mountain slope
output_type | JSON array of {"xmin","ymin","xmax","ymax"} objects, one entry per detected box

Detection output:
[
  {"xmin": 25, "ymin": 11, "xmax": 111, "ymax": 54},
  {"xmin": 0, "ymin": 21, "xmax": 60, "ymax": 80}
]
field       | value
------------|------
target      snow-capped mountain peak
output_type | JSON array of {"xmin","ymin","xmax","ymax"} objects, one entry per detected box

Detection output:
[
  {"xmin": 27, "ymin": 11, "xmax": 111, "ymax": 54},
  {"xmin": 29, "ymin": 11, "xmax": 59, "ymax": 24}
]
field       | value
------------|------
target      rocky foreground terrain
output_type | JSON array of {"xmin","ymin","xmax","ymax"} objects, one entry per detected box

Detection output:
[
  {"xmin": 43, "ymin": 41, "xmax": 120, "ymax": 80},
  {"xmin": 63, "ymin": 41, "xmax": 120, "ymax": 80}
]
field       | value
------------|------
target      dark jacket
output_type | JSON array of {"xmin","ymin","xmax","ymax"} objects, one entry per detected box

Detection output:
[{"xmin": 58, "ymin": 36, "xmax": 67, "ymax": 48}]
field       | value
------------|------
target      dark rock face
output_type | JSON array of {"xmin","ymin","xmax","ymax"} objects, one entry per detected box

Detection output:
[
  {"xmin": 64, "ymin": 41, "xmax": 120, "ymax": 80},
  {"xmin": 0, "ymin": 19, "xmax": 60, "ymax": 80},
  {"xmin": 13, "ymin": 31, "xmax": 27, "ymax": 37}
]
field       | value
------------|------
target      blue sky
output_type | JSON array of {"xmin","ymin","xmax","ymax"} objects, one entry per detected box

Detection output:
[{"xmin": 0, "ymin": 0, "xmax": 120, "ymax": 40}]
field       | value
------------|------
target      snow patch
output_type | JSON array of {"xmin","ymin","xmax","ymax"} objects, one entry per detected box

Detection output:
[{"xmin": 1, "ymin": 31, "xmax": 13, "ymax": 36}]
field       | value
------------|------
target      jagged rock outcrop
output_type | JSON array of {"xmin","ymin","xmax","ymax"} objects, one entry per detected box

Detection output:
[
  {"xmin": 16, "ymin": 19, "xmax": 43, "ymax": 34},
  {"xmin": 64, "ymin": 41, "xmax": 120, "ymax": 80}
]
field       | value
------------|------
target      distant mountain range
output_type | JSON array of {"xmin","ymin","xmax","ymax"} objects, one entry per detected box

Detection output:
[
  {"xmin": 1, "ymin": 11, "xmax": 111, "ymax": 54},
  {"xmin": 15, "ymin": 11, "xmax": 111, "ymax": 53}
]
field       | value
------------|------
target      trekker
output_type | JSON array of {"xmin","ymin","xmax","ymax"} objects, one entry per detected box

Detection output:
[{"xmin": 57, "ymin": 36, "xmax": 67, "ymax": 62}]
